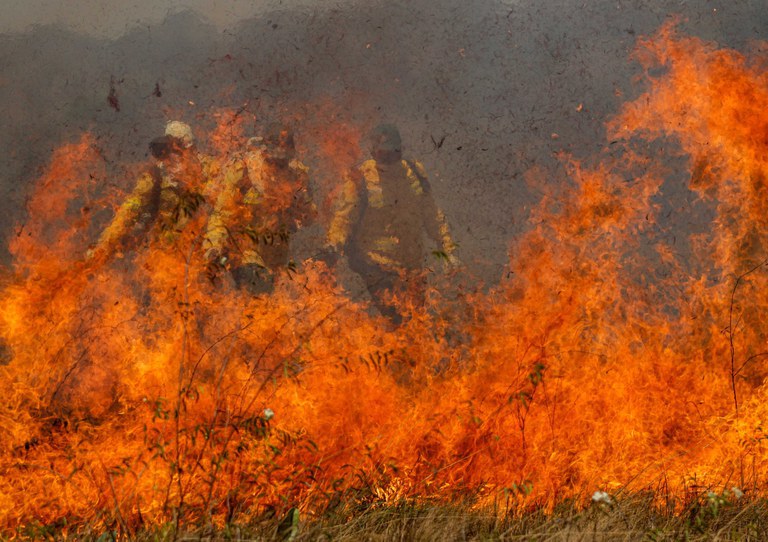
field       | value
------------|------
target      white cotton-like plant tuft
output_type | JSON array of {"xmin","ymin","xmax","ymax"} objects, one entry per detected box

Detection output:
[{"xmin": 591, "ymin": 490, "xmax": 612, "ymax": 505}]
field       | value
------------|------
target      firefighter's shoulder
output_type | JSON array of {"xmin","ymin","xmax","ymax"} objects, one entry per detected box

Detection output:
[
  {"xmin": 131, "ymin": 171, "xmax": 157, "ymax": 195},
  {"xmin": 411, "ymin": 160, "xmax": 428, "ymax": 179},
  {"xmin": 358, "ymin": 159, "xmax": 379, "ymax": 185},
  {"xmin": 401, "ymin": 159, "xmax": 431, "ymax": 195},
  {"xmin": 288, "ymin": 158, "xmax": 310, "ymax": 174},
  {"xmin": 359, "ymin": 158, "xmax": 377, "ymax": 172}
]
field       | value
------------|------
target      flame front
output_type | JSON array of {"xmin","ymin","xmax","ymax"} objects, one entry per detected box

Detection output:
[{"xmin": 2, "ymin": 24, "xmax": 768, "ymax": 533}]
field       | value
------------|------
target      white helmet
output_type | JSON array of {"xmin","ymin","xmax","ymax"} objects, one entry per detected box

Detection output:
[
  {"xmin": 165, "ymin": 120, "xmax": 195, "ymax": 148},
  {"xmin": 247, "ymin": 136, "xmax": 267, "ymax": 150}
]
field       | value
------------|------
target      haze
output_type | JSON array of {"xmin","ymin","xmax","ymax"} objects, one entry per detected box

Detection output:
[{"xmin": 1, "ymin": 0, "xmax": 765, "ymax": 281}]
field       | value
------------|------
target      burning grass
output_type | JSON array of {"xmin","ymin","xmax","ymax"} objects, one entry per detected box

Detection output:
[{"xmin": 3, "ymin": 22, "xmax": 768, "ymax": 539}]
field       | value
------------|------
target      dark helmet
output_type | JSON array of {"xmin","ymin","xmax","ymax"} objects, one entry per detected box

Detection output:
[
  {"xmin": 263, "ymin": 123, "xmax": 295, "ymax": 162},
  {"xmin": 369, "ymin": 124, "xmax": 402, "ymax": 163},
  {"xmin": 149, "ymin": 135, "xmax": 184, "ymax": 160}
]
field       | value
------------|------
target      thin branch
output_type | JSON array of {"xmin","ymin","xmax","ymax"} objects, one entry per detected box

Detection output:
[{"xmin": 727, "ymin": 257, "xmax": 768, "ymax": 417}]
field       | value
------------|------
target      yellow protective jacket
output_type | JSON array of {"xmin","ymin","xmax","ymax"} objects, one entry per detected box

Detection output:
[
  {"xmin": 94, "ymin": 153, "xmax": 219, "ymax": 255},
  {"xmin": 204, "ymin": 151, "xmax": 315, "ymax": 270},
  {"xmin": 328, "ymin": 158, "xmax": 456, "ymax": 271}
]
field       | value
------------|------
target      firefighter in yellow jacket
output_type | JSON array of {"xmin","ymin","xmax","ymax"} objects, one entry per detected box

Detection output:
[
  {"xmin": 327, "ymin": 124, "xmax": 458, "ymax": 321},
  {"xmin": 88, "ymin": 121, "xmax": 217, "ymax": 260},
  {"xmin": 204, "ymin": 123, "xmax": 315, "ymax": 292}
]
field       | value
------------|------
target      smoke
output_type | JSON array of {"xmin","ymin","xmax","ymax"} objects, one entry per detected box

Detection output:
[{"xmin": 0, "ymin": 0, "xmax": 765, "ymax": 280}]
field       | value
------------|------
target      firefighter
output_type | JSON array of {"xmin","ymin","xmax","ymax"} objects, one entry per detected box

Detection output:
[
  {"xmin": 88, "ymin": 121, "xmax": 216, "ymax": 261},
  {"xmin": 327, "ymin": 123, "xmax": 458, "ymax": 322},
  {"xmin": 204, "ymin": 123, "xmax": 315, "ymax": 293}
]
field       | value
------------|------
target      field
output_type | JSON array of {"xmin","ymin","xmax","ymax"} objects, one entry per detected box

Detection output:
[{"xmin": 4, "ymin": 22, "xmax": 768, "ymax": 542}]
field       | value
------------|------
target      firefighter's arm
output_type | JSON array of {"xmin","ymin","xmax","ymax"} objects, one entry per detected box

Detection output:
[
  {"xmin": 326, "ymin": 171, "xmax": 360, "ymax": 251},
  {"xmin": 199, "ymin": 154, "xmax": 223, "ymax": 201},
  {"xmin": 203, "ymin": 161, "xmax": 244, "ymax": 262},
  {"xmin": 435, "ymin": 207, "xmax": 459, "ymax": 267},
  {"xmin": 293, "ymin": 162, "xmax": 318, "ymax": 225},
  {"xmin": 412, "ymin": 162, "xmax": 459, "ymax": 266},
  {"xmin": 90, "ymin": 172, "xmax": 155, "ymax": 258}
]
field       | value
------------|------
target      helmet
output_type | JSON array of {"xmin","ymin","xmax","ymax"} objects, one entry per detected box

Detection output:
[
  {"xmin": 369, "ymin": 124, "xmax": 402, "ymax": 163},
  {"xmin": 164, "ymin": 120, "xmax": 195, "ymax": 148},
  {"xmin": 263, "ymin": 123, "xmax": 295, "ymax": 161},
  {"xmin": 149, "ymin": 135, "xmax": 181, "ymax": 160},
  {"xmin": 247, "ymin": 136, "xmax": 266, "ymax": 149}
]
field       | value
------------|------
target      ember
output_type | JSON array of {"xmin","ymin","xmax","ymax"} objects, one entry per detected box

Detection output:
[{"xmin": 2, "ymin": 23, "xmax": 768, "ymax": 535}]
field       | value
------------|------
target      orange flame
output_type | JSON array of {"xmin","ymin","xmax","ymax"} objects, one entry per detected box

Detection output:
[{"xmin": 3, "ymin": 24, "xmax": 768, "ymax": 535}]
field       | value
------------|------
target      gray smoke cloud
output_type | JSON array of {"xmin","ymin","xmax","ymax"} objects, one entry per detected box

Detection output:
[
  {"xmin": 1, "ymin": 0, "xmax": 765, "ymax": 281},
  {"xmin": 1, "ymin": 1, "xmax": 330, "ymax": 37}
]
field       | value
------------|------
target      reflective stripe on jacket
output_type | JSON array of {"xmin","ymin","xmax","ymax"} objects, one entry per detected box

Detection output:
[
  {"xmin": 204, "ymin": 152, "xmax": 314, "ymax": 268},
  {"xmin": 328, "ymin": 158, "xmax": 456, "ymax": 271},
  {"xmin": 96, "ymin": 153, "xmax": 217, "ymax": 254}
]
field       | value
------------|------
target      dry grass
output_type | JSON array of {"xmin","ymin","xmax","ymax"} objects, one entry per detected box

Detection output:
[{"xmin": 12, "ymin": 492, "xmax": 768, "ymax": 541}]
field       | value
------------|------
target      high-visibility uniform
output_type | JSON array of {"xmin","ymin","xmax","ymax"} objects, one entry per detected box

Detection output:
[
  {"xmin": 329, "ymin": 158, "xmax": 455, "ymax": 268},
  {"xmin": 328, "ymin": 157, "xmax": 456, "ymax": 313},
  {"xmin": 204, "ymin": 150, "xmax": 315, "ymax": 276},
  {"xmin": 94, "ymin": 151, "xmax": 219, "ymax": 256}
]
